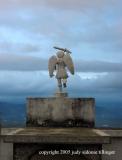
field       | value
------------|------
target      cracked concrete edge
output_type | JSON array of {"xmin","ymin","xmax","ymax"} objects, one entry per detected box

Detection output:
[
  {"xmin": 92, "ymin": 129, "xmax": 110, "ymax": 136},
  {"xmin": 1, "ymin": 128, "xmax": 23, "ymax": 135}
]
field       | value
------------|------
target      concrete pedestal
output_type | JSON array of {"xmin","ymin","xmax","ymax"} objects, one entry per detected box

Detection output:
[
  {"xmin": 55, "ymin": 92, "xmax": 68, "ymax": 97},
  {"xmin": 26, "ymin": 97, "xmax": 95, "ymax": 127},
  {"xmin": 1, "ymin": 128, "xmax": 122, "ymax": 160},
  {"xmin": 0, "ymin": 128, "xmax": 110, "ymax": 160}
]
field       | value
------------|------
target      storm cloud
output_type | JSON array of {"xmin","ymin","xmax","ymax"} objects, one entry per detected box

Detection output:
[
  {"xmin": 0, "ymin": 0, "xmax": 121, "ymax": 11},
  {"xmin": 0, "ymin": 71, "xmax": 121, "ymax": 102},
  {"xmin": 0, "ymin": 0, "xmax": 122, "ymax": 61},
  {"xmin": 0, "ymin": 0, "xmax": 122, "ymax": 103},
  {"xmin": 0, "ymin": 53, "xmax": 122, "ymax": 72}
]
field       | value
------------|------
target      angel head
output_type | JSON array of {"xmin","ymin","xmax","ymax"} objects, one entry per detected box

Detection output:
[
  {"xmin": 48, "ymin": 49, "xmax": 75, "ymax": 92},
  {"xmin": 56, "ymin": 51, "xmax": 64, "ymax": 58}
]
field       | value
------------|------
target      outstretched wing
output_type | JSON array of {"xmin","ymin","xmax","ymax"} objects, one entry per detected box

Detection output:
[
  {"xmin": 48, "ymin": 55, "xmax": 57, "ymax": 77},
  {"xmin": 63, "ymin": 53, "xmax": 74, "ymax": 75}
]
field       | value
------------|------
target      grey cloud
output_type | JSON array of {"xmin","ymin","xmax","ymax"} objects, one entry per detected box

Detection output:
[
  {"xmin": 0, "ymin": 42, "xmax": 41, "ymax": 53},
  {"xmin": 0, "ymin": 54, "xmax": 122, "ymax": 72},
  {"xmin": 75, "ymin": 60, "xmax": 122, "ymax": 72},
  {"xmin": 72, "ymin": 72, "xmax": 122, "ymax": 90},
  {"xmin": 0, "ymin": 0, "xmax": 121, "ymax": 11},
  {"xmin": 79, "ymin": 23, "xmax": 122, "ymax": 52},
  {"xmin": 18, "ymin": 44, "xmax": 41, "ymax": 53},
  {"xmin": 45, "ymin": 0, "xmax": 121, "ymax": 10},
  {"xmin": 0, "ymin": 0, "xmax": 122, "ymax": 63},
  {"xmin": 95, "ymin": 72, "xmax": 122, "ymax": 89},
  {"xmin": 0, "ymin": 71, "xmax": 121, "ymax": 100},
  {"xmin": 0, "ymin": 0, "xmax": 122, "ymax": 54},
  {"xmin": 0, "ymin": 71, "xmax": 56, "ymax": 96},
  {"xmin": 0, "ymin": 54, "xmax": 47, "ymax": 71}
]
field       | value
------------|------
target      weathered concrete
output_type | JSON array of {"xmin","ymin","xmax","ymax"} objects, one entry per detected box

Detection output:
[
  {"xmin": 27, "ymin": 97, "xmax": 95, "ymax": 127},
  {"xmin": 102, "ymin": 130, "xmax": 122, "ymax": 160},
  {"xmin": 2, "ymin": 128, "xmax": 110, "ymax": 144},
  {"xmin": 55, "ymin": 92, "xmax": 68, "ymax": 97},
  {"xmin": 0, "ymin": 128, "xmax": 108, "ymax": 160},
  {"xmin": 1, "ymin": 128, "xmax": 122, "ymax": 160},
  {"xmin": 0, "ymin": 138, "xmax": 13, "ymax": 160}
]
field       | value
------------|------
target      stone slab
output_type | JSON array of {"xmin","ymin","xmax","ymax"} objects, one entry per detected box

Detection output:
[
  {"xmin": 55, "ymin": 92, "xmax": 68, "ymax": 97},
  {"xmin": 2, "ymin": 128, "xmax": 110, "ymax": 144},
  {"xmin": 26, "ymin": 97, "xmax": 95, "ymax": 127},
  {"xmin": 1, "ymin": 128, "xmax": 122, "ymax": 160},
  {"xmin": 0, "ymin": 138, "xmax": 13, "ymax": 160}
]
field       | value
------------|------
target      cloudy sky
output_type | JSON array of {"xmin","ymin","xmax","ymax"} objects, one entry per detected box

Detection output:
[{"xmin": 0, "ymin": 0, "xmax": 122, "ymax": 103}]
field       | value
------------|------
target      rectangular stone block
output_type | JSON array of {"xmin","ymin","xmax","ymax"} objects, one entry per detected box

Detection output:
[
  {"xmin": 26, "ymin": 97, "xmax": 95, "ymax": 127},
  {"xmin": 0, "ymin": 138, "xmax": 13, "ymax": 160}
]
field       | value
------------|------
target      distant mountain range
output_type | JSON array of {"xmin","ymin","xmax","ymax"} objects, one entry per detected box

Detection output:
[
  {"xmin": 96, "ymin": 104, "xmax": 122, "ymax": 128},
  {"xmin": 0, "ymin": 101, "xmax": 26, "ymax": 127},
  {"xmin": 0, "ymin": 101, "xmax": 122, "ymax": 128}
]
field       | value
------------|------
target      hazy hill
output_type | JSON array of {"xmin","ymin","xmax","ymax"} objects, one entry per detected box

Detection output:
[{"xmin": 0, "ymin": 102, "xmax": 26, "ymax": 127}]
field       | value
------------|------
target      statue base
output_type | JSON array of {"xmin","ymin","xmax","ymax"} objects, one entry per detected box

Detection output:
[
  {"xmin": 55, "ymin": 92, "xmax": 68, "ymax": 97},
  {"xmin": 26, "ymin": 97, "xmax": 95, "ymax": 127}
]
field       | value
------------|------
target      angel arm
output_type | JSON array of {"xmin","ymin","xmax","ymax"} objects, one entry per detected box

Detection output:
[{"xmin": 48, "ymin": 55, "xmax": 57, "ymax": 77}]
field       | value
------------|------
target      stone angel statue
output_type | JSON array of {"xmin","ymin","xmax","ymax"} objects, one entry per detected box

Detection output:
[{"xmin": 48, "ymin": 47, "xmax": 75, "ymax": 92}]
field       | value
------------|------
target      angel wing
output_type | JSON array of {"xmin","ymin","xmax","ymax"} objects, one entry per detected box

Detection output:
[
  {"xmin": 48, "ymin": 55, "xmax": 57, "ymax": 77},
  {"xmin": 63, "ymin": 53, "xmax": 74, "ymax": 75}
]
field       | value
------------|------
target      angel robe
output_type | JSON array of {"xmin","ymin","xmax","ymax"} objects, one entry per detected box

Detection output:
[{"xmin": 56, "ymin": 58, "xmax": 68, "ymax": 79}]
